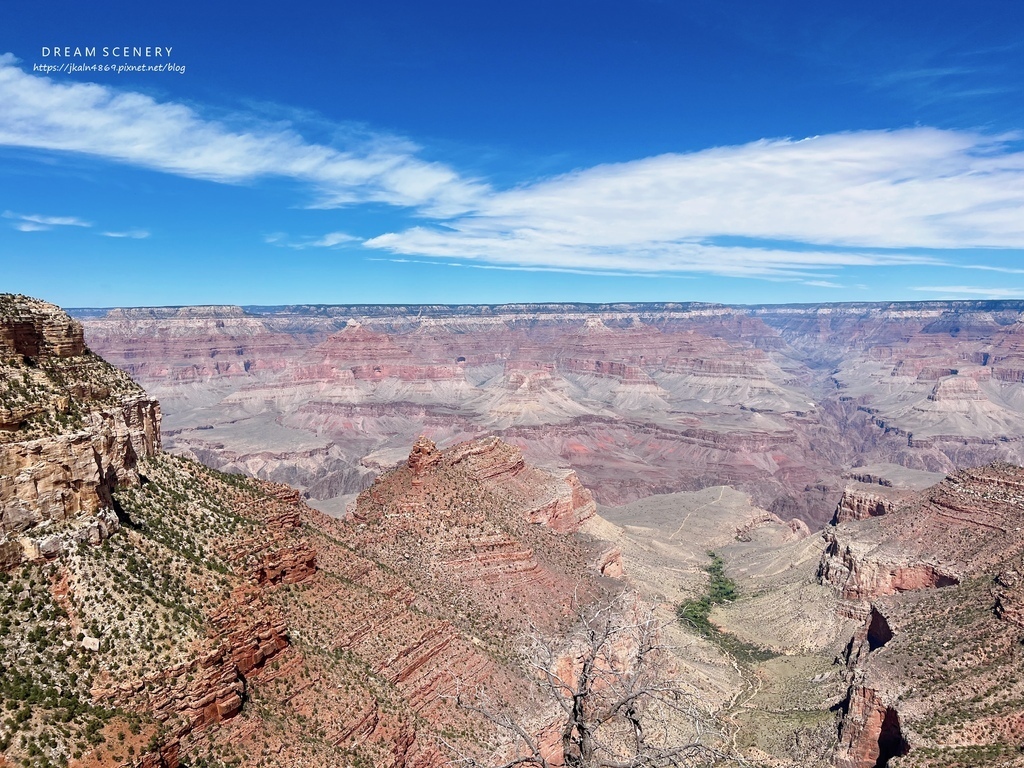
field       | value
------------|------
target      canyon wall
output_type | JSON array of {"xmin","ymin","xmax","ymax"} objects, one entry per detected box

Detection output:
[
  {"xmin": 75, "ymin": 300, "xmax": 1024, "ymax": 526},
  {"xmin": 819, "ymin": 463, "xmax": 1024, "ymax": 768},
  {"xmin": 0, "ymin": 295, "xmax": 161, "ymax": 566}
]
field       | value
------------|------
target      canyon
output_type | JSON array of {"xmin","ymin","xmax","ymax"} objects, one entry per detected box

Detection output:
[
  {"xmin": 75, "ymin": 300, "xmax": 1024, "ymax": 527},
  {"xmin": 0, "ymin": 296, "xmax": 639, "ymax": 767},
  {"xmin": 4, "ymin": 294, "xmax": 1024, "ymax": 768}
]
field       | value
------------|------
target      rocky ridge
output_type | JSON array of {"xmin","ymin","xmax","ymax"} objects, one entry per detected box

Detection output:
[{"xmin": 817, "ymin": 463, "xmax": 1024, "ymax": 768}]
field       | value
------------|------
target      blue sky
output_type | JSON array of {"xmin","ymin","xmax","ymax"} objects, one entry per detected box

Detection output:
[{"xmin": 1, "ymin": 0, "xmax": 1023, "ymax": 307}]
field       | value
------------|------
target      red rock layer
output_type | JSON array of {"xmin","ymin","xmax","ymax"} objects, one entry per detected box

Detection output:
[
  {"xmin": 835, "ymin": 686, "xmax": 907, "ymax": 768},
  {"xmin": 819, "ymin": 463, "xmax": 1024, "ymax": 603},
  {"xmin": 77, "ymin": 301, "xmax": 1024, "ymax": 528},
  {"xmin": 109, "ymin": 437, "xmax": 615, "ymax": 768},
  {"xmin": 351, "ymin": 437, "xmax": 606, "ymax": 636}
]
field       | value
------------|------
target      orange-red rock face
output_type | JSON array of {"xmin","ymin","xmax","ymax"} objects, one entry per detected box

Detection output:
[
  {"xmin": 351, "ymin": 436, "xmax": 607, "ymax": 635},
  {"xmin": 832, "ymin": 485, "xmax": 899, "ymax": 524},
  {"xmin": 835, "ymin": 686, "xmax": 908, "ymax": 768}
]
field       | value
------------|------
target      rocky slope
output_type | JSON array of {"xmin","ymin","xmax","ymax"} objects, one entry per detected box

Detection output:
[
  {"xmin": 1, "ymin": 295, "xmax": 638, "ymax": 768},
  {"xmin": 76, "ymin": 300, "xmax": 1024, "ymax": 528},
  {"xmin": 817, "ymin": 463, "xmax": 1024, "ymax": 768},
  {"xmin": 2, "ymin": 436, "xmax": 615, "ymax": 768}
]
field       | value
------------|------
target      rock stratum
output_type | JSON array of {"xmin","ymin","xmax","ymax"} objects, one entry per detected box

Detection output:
[
  {"xmin": 76, "ymin": 300, "xmax": 1024, "ymax": 526},
  {"xmin": 1, "ymin": 294, "xmax": 634, "ymax": 768},
  {"xmin": 818, "ymin": 463, "xmax": 1024, "ymax": 768}
]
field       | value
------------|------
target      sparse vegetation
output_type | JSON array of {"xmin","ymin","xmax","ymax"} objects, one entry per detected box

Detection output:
[
  {"xmin": 0, "ymin": 560, "xmax": 127, "ymax": 767},
  {"xmin": 677, "ymin": 552, "xmax": 778, "ymax": 663}
]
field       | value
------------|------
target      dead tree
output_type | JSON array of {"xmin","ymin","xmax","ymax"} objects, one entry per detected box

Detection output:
[{"xmin": 451, "ymin": 593, "xmax": 731, "ymax": 768}]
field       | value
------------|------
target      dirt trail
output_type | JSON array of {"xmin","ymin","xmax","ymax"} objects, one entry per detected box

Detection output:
[{"xmin": 668, "ymin": 486, "xmax": 725, "ymax": 541}]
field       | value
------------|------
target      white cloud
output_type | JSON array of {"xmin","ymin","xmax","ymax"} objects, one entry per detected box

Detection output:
[
  {"xmin": 4, "ymin": 54, "xmax": 1024, "ymax": 280},
  {"xmin": 366, "ymin": 128, "xmax": 1024, "ymax": 278},
  {"xmin": 911, "ymin": 285, "xmax": 1024, "ymax": 299},
  {"xmin": 962, "ymin": 264, "xmax": 1024, "ymax": 275},
  {"xmin": 0, "ymin": 54, "xmax": 486, "ymax": 217},
  {"xmin": 365, "ymin": 227, "xmax": 936, "ymax": 279},
  {"xmin": 265, "ymin": 231, "xmax": 358, "ymax": 249},
  {"xmin": 365, "ymin": 256, "xmax": 692, "ymax": 279},
  {"xmin": 13, "ymin": 221, "xmax": 50, "ymax": 232},
  {"xmin": 307, "ymin": 232, "xmax": 358, "ymax": 248},
  {"xmin": 4, "ymin": 209, "xmax": 92, "ymax": 232},
  {"xmin": 100, "ymin": 229, "xmax": 150, "ymax": 238}
]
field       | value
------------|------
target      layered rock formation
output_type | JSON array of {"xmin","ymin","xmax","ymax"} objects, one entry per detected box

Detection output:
[
  {"xmin": 819, "ymin": 463, "xmax": 1024, "ymax": 768},
  {"xmin": 165, "ymin": 434, "xmax": 617, "ymax": 768},
  {"xmin": 351, "ymin": 435, "xmax": 606, "ymax": 635},
  {"xmin": 0, "ymin": 295, "xmax": 161, "ymax": 568},
  {"xmin": 75, "ymin": 300, "xmax": 1024, "ymax": 528}
]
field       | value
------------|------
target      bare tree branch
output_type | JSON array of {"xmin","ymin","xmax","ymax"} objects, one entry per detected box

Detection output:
[{"xmin": 446, "ymin": 591, "xmax": 736, "ymax": 768}]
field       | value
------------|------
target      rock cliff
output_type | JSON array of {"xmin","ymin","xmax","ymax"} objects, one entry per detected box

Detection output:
[
  {"xmin": 819, "ymin": 463, "xmax": 1024, "ymax": 768},
  {"xmin": 0, "ymin": 295, "xmax": 161, "ymax": 568}
]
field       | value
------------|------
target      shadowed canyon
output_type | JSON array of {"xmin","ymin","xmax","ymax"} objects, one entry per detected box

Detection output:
[{"xmin": 3, "ymin": 295, "xmax": 1024, "ymax": 768}]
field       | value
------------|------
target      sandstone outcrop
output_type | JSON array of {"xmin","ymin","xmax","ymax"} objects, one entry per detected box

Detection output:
[
  {"xmin": 0, "ymin": 294, "xmax": 85, "ymax": 357},
  {"xmin": 821, "ymin": 462, "xmax": 1024, "ymax": 768},
  {"xmin": 95, "ymin": 584, "xmax": 293, "ymax": 738},
  {"xmin": 0, "ymin": 295, "xmax": 161, "ymax": 567},
  {"xmin": 831, "ymin": 484, "xmax": 900, "ymax": 524},
  {"xmin": 835, "ymin": 686, "xmax": 908, "ymax": 768}
]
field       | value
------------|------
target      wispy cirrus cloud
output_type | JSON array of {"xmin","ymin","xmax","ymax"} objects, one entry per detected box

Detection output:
[
  {"xmin": 264, "ymin": 231, "xmax": 358, "ymax": 249},
  {"xmin": 3, "ymin": 210, "xmax": 92, "ymax": 232},
  {"xmin": 100, "ymin": 229, "xmax": 150, "ymax": 239},
  {"xmin": 0, "ymin": 53, "xmax": 486, "ymax": 217},
  {"xmin": 3, "ymin": 210, "xmax": 148, "ymax": 238},
  {"xmin": 911, "ymin": 285, "xmax": 1024, "ymax": 299},
  {"xmin": 803, "ymin": 280, "xmax": 844, "ymax": 288},
  {"xmin": 3, "ymin": 54, "xmax": 1024, "ymax": 282},
  {"xmin": 873, "ymin": 66, "xmax": 979, "ymax": 90},
  {"xmin": 365, "ymin": 256, "xmax": 692, "ymax": 279}
]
